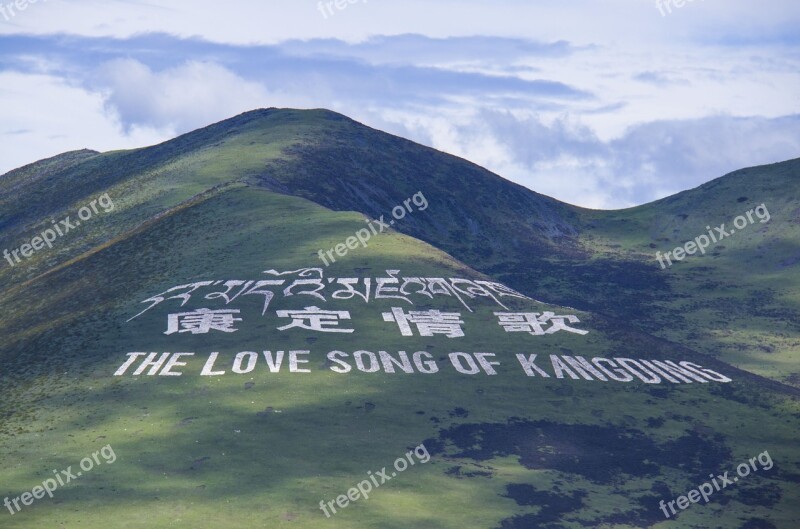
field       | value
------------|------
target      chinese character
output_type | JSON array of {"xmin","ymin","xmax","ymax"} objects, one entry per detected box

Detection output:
[
  {"xmin": 276, "ymin": 306, "xmax": 354, "ymax": 333},
  {"xmin": 494, "ymin": 311, "xmax": 588, "ymax": 336},
  {"xmin": 382, "ymin": 307, "xmax": 465, "ymax": 338},
  {"xmin": 165, "ymin": 308, "xmax": 242, "ymax": 335}
]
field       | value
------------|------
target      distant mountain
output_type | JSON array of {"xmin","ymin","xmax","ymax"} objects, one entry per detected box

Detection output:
[{"xmin": 0, "ymin": 109, "xmax": 797, "ymax": 529}]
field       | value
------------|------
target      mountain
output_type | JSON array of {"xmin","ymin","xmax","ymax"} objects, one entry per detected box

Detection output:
[
  {"xmin": 219, "ymin": 109, "xmax": 800, "ymax": 386},
  {"xmin": 0, "ymin": 108, "xmax": 798, "ymax": 529}
]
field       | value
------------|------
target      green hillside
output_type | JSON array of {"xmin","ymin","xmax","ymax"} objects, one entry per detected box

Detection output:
[
  {"xmin": 197, "ymin": 109, "xmax": 798, "ymax": 387},
  {"xmin": 0, "ymin": 109, "xmax": 798, "ymax": 529},
  {"xmin": 577, "ymin": 161, "xmax": 800, "ymax": 384}
]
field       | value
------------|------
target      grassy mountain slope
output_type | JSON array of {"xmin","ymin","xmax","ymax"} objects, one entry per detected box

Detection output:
[
  {"xmin": 189, "ymin": 109, "xmax": 797, "ymax": 386},
  {"xmin": 575, "ymin": 160, "xmax": 800, "ymax": 384},
  {"xmin": 1, "ymin": 109, "xmax": 798, "ymax": 529}
]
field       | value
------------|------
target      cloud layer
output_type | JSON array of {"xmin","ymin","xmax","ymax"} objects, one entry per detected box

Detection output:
[{"xmin": 0, "ymin": 1, "xmax": 798, "ymax": 208}]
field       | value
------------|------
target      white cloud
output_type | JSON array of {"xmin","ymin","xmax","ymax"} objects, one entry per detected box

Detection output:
[
  {"xmin": 0, "ymin": 70, "xmax": 168, "ymax": 175},
  {"xmin": 0, "ymin": 2, "xmax": 797, "ymax": 208},
  {"xmin": 95, "ymin": 59, "xmax": 276, "ymax": 133},
  {"xmin": 417, "ymin": 110, "xmax": 800, "ymax": 208},
  {"xmin": 2, "ymin": 0, "xmax": 799, "ymax": 48}
]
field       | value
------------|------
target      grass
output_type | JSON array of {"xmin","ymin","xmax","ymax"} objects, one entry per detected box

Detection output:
[
  {"xmin": 0, "ymin": 185, "xmax": 798, "ymax": 528},
  {"xmin": 1, "ymin": 109, "xmax": 798, "ymax": 528}
]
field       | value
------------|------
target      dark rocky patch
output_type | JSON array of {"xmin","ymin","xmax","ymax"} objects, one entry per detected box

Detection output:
[
  {"xmin": 740, "ymin": 517, "xmax": 777, "ymax": 529},
  {"xmin": 735, "ymin": 483, "xmax": 782, "ymax": 507},
  {"xmin": 189, "ymin": 456, "xmax": 211, "ymax": 470},
  {"xmin": 661, "ymin": 431, "xmax": 731, "ymax": 480},
  {"xmin": 426, "ymin": 419, "xmax": 731, "ymax": 484},
  {"xmin": 647, "ymin": 386, "xmax": 672, "ymax": 399},
  {"xmin": 445, "ymin": 465, "xmax": 493, "ymax": 479},
  {"xmin": 177, "ymin": 416, "xmax": 198, "ymax": 427},
  {"xmin": 495, "ymin": 484, "xmax": 586, "ymax": 529}
]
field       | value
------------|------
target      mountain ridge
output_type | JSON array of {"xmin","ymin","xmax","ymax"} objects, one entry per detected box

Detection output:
[
  {"xmin": 1, "ymin": 108, "xmax": 799, "ymax": 529},
  {"xmin": 2, "ymin": 108, "xmax": 798, "ymax": 386}
]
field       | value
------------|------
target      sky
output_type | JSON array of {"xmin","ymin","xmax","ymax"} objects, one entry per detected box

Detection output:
[{"xmin": 0, "ymin": 0, "xmax": 798, "ymax": 209}]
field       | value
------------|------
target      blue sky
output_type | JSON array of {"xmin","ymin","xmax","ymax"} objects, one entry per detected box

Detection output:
[{"xmin": 0, "ymin": 0, "xmax": 798, "ymax": 208}]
